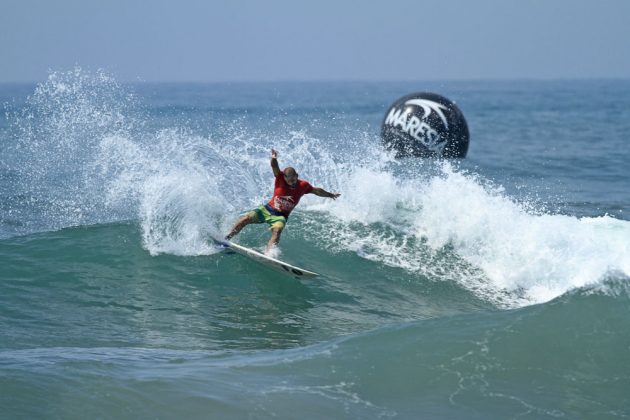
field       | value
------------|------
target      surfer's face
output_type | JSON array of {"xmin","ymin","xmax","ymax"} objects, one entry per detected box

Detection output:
[{"xmin": 284, "ymin": 171, "xmax": 298, "ymax": 186}]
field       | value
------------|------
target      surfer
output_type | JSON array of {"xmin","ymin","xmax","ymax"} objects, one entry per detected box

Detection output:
[{"xmin": 225, "ymin": 148, "xmax": 340, "ymax": 253}]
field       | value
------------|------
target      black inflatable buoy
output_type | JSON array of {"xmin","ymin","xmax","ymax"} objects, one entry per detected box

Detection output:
[{"xmin": 381, "ymin": 92, "xmax": 469, "ymax": 158}]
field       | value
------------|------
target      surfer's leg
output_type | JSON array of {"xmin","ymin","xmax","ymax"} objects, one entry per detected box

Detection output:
[
  {"xmin": 266, "ymin": 226, "xmax": 283, "ymax": 252},
  {"xmin": 226, "ymin": 213, "xmax": 258, "ymax": 240}
]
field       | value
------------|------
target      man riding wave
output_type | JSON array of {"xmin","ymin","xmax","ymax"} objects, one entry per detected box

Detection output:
[{"xmin": 225, "ymin": 149, "xmax": 340, "ymax": 253}]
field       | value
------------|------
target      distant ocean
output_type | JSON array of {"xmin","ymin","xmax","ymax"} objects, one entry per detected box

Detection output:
[{"xmin": 1, "ymin": 69, "xmax": 629, "ymax": 419}]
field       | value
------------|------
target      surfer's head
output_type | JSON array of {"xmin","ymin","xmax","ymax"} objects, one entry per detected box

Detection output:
[{"xmin": 283, "ymin": 167, "xmax": 298, "ymax": 186}]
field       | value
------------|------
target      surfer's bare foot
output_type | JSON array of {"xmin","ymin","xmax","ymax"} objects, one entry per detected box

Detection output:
[{"xmin": 264, "ymin": 246, "xmax": 280, "ymax": 258}]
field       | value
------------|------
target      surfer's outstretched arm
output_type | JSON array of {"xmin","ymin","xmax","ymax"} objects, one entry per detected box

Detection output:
[
  {"xmin": 271, "ymin": 149, "xmax": 281, "ymax": 177},
  {"xmin": 311, "ymin": 187, "xmax": 341, "ymax": 200}
]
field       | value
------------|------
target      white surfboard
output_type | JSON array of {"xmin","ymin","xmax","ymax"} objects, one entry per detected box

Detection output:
[{"xmin": 212, "ymin": 238, "xmax": 319, "ymax": 279}]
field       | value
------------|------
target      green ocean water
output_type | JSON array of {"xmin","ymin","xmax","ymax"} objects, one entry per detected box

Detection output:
[
  {"xmin": 1, "ymin": 70, "xmax": 630, "ymax": 418},
  {"xmin": 2, "ymin": 222, "xmax": 629, "ymax": 419}
]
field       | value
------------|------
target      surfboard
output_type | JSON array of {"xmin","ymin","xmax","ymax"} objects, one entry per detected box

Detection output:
[{"xmin": 212, "ymin": 238, "xmax": 319, "ymax": 279}]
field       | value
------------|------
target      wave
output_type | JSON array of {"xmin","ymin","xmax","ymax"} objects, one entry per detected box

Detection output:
[
  {"xmin": 2, "ymin": 69, "xmax": 629, "ymax": 310},
  {"xmin": 3, "ymin": 276, "xmax": 629, "ymax": 419}
]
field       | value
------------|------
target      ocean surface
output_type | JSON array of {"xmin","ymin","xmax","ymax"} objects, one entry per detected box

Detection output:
[{"xmin": 1, "ymin": 69, "xmax": 629, "ymax": 419}]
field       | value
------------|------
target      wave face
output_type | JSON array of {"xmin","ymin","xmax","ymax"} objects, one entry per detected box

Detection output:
[{"xmin": 1, "ymin": 70, "xmax": 630, "ymax": 418}]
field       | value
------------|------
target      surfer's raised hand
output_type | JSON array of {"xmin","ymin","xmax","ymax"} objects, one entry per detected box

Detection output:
[{"xmin": 270, "ymin": 149, "xmax": 281, "ymax": 176}]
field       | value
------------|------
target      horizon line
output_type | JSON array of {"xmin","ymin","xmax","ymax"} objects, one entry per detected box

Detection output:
[{"xmin": 1, "ymin": 76, "xmax": 629, "ymax": 85}]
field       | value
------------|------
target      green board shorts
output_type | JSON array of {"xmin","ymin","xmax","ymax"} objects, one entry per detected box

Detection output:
[{"xmin": 248, "ymin": 205, "xmax": 287, "ymax": 230}]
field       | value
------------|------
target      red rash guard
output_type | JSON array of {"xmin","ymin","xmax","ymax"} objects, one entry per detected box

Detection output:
[{"xmin": 267, "ymin": 172, "xmax": 313, "ymax": 217}]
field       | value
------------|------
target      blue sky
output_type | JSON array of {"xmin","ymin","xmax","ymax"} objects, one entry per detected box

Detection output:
[{"xmin": 2, "ymin": 0, "xmax": 629, "ymax": 82}]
